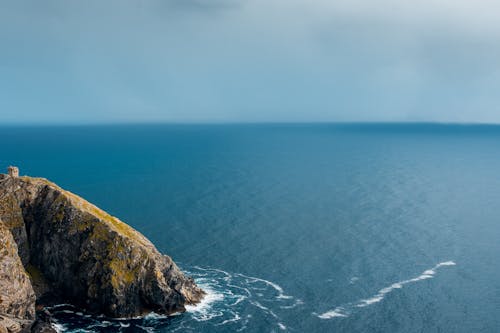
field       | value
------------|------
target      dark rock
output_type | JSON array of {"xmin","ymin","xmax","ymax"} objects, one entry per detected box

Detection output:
[
  {"xmin": 0, "ymin": 170, "xmax": 204, "ymax": 326},
  {"xmin": 30, "ymin": 309, "xmax": 56, "ymax": 333}
]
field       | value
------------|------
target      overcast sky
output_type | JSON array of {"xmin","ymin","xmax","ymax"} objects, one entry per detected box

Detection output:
[{"xmin": 1, "ymin": 0, "xmax": 500, "ymax": 124}]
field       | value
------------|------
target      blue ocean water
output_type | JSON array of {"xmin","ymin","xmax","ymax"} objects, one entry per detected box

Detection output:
[{"xmin": 2, "ymin": 123, "xmax": 500, "ymax": 332}]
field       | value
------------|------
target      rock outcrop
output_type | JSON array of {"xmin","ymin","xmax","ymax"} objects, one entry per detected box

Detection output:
[
  {"xmin": 0, "ymin": 168, "xmax": 204, "ymax": 331},
  {"xmin": 0, "ymin": 219, "xmax": 36, "ymax": 333}
]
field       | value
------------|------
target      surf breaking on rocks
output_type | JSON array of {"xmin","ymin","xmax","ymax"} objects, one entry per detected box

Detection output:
[{"xmin": 49, "ymin": 265, "xmax": 303, "ymax": 332}]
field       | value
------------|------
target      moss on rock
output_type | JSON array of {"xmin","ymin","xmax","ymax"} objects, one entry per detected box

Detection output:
[{"xmin": 0, "ymin": 173, "xmax": 204, "ymax": 319}]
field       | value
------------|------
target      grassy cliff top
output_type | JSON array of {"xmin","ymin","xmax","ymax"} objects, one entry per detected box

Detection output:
[{"xmin": 17, "ymin": 176, "xmax": 154, "ymax": 249}]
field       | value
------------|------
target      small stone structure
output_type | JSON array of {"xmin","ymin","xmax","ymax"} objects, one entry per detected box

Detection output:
[{"xmin": 7, "ymin": 166, "xmax": 19, "ymax": 177}]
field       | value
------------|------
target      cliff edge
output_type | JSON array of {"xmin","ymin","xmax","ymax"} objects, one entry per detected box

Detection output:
[{"xmin": 0, "ymin": 167, "xmax": 204, "ymax": 332}]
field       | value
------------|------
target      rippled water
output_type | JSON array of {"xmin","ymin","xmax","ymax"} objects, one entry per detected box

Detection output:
[
  {"xmin": 49, "ymin": 265, "xmax": 304, "ymax": 332},
  {"xmin": 2, "ymin": 124, "xmax": 500, "ymax": 332}
]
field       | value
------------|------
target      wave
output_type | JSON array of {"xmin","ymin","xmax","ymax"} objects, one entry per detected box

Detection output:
[
  {"xmin": 316, "ymin": 261, "xmax": 456, "ymax": 320},
  {"xmin": 49, "ymin": 265, "xmax": 301, "ymax": 332},
  {"xmin": 316, "ymin": 308, "xmax": 349, "ymax": 319},
  {"xmin": 183, "ymin": 265, "xmax": 302, "ymax": 330},
  {"xmin": 184, "ymin": 283, "xmax": 225, "ymax": 321},
  {"xmin": 234, "ymin": 273, "xmax": 293, "ymax": 300},
  {"xmin": 51, "ymin": 323, "xmax": 66, "ymax": 333}
]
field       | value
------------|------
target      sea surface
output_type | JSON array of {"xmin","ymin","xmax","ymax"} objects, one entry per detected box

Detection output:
[{"xmin": 2, "ymin": 123, "xmax": 500, "ymax": 332}]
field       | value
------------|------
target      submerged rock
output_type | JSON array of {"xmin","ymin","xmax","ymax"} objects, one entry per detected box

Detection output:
[{"xmin": 0, "ymin": 168, "xmax": 204, "ymax": 329}]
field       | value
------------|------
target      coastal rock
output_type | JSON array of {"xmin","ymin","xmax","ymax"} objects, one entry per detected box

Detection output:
[
  {"xmin": 0, "ymin": 170, "xmax": 204, "ymax": 322},
  {"xmin": 0, "ymin": 190, "xmax": 29, "ymax": 265},
  {"xmin": 29, "ymin": 309, "xmax": 56, "ymax": 333},
  {"xmin": 0, "ymin": 220, "xmax": 36, "ymax": 333},
  {"xmin": 0, "ymin": 219, "xmax": 35, "ymax": 320}
]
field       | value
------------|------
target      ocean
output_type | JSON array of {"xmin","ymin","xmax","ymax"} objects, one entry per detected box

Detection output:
[{"xmin": 2, "ymin": 123, "xmax": 500, "ymax": 332}]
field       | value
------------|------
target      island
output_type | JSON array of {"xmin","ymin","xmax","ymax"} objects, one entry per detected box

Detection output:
[{"xmin": 0, "ymin": 167, "xmax": 205, "ymax": 333}]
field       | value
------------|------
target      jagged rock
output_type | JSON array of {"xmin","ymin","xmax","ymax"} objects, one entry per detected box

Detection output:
[
  {"xmin": 0, "ymin": 170, "xmax": 204, "ymax": 322},
  {"xmin": 0, "ymin": 314, "xmax": 34, "ymax": 333},
  {"xmin": 29, "ymin": 309, "xmax": 56, "ymax": 333},
  {"xmin": 0, "ymin": 220, "xmax": 35, "ymax": 320},
  {"xmin": 0, "ymin": 315, "xmax": 21, "ymax": 333},
  {"xmin": 0, "ymin": 191, "xmax": 29, "ymax": 265}
]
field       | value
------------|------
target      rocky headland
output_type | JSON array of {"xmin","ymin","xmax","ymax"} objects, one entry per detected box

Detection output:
[{"xmin": 0, "ymin": 167, "xmax": 204, "ymax": 332}]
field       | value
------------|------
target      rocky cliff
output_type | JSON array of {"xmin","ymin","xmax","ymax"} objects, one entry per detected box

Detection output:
[
  {"xmin": 0, "ymin": 219, "xmax": 36, "ymax": 333},
  {"xmin": 0, "ymin": 169, "xmax": 204, "ymax": 332}
]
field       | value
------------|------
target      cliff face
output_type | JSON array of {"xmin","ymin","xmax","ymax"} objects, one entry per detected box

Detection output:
[
  {"xmin": 0, "ymin": 171, "xmax": 204, "ymax": 329},
  {"xmin": 0, "ymin": 219, "xmax": 36, "ymax": 333}
]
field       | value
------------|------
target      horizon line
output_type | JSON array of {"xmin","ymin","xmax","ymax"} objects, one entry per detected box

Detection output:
[{"xmin": 1, "ymin": 120, "xmax": 500, "ymax": 127}]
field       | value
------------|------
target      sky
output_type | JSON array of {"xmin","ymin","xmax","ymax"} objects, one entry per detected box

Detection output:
[{"xmin": 1, "ymin": 0, "xmax": 500, "ymax": 124}]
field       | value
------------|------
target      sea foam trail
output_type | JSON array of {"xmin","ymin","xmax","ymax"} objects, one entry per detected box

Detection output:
[{"xmin": 316, "ymin": 261, "xmax": 456, "ymax": 320}]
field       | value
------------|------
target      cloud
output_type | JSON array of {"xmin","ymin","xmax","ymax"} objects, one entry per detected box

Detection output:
[{"xmin": 1, "ymin": 0, "xmax": 500, "ymax": 123}]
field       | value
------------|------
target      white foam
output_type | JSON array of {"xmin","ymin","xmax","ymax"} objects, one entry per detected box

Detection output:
[
  {"xmin": 216, "ymin": 312, "xmax": 241, "ymax": 325},
  {"xmin": 227, "ymin": 283, "xmax": 252, "ymax": 297},
  {"xmin": 250, "ymin": 301, "xmax": 279, "ymax": 319},
  {"xmin": 51, "ymin": 323, "xmax": 65, "ymax": 333},
  {"xmin": 229, "ymin": 295, "xmax": 247, "ymax": 306},
  {"xmin": 49, "ymin": 264, "xmax": 302, "ymax": 331},
  {"xmin": 193, "ymin": 266, "xmax": 232, "ymax": 279},
  {"xmin": 185, "ymin": 284, "xmax": 224, "ymax": 314},
  {"xmin": 437, "ymin": 261, "xmax": 456, "ymax": 267},
  {"xmin": 280, "ymin": 299, "xmax": 304, "ymax": 309},
  {"xmin": 317, "ymin": 261, "xmax": 456, "ymax": 319},
  {"xmin": 136, "ymin": 325, "xmax": 155, "ymax": 333},
  {"xmin": 184, "ymin": 283, "xmax": 226, "ymax": 322},
  {"xmin": 48, "ymin": 304, "xmax": 74, "ymax": 309},
  {"xmin": 183, "ymin": 265, "xmax": 299, "ymax": 329},
  {"xmin": 356, "ymin": 295, "xmax": 384, "ymax": 308},
  {"xmin": 236, "ymin": 273, "xmax": 292, "ymax": 300},
  {"xmin": 316, "ymin": 308, "xmax": 349, "ymax": 319},
  {"xmin": 143, "ymin": 312, "xmax": 168, "ymax": 321},
  {"xmin": 354, "ymin": 261, "xmax": 456, "ymax": 308},
  {"xmin": 250, "ymin": 300, "xmax": 270, "ymax": 311}
]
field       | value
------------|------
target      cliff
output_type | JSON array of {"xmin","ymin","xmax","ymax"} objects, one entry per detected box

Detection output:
[
  {"xmin": 0, "ymin": 220, "xmax": 36, "ymax": 332},
  {"xmin": 0, "ymin": 168, "xmax": 204, "ymax": 332}
]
